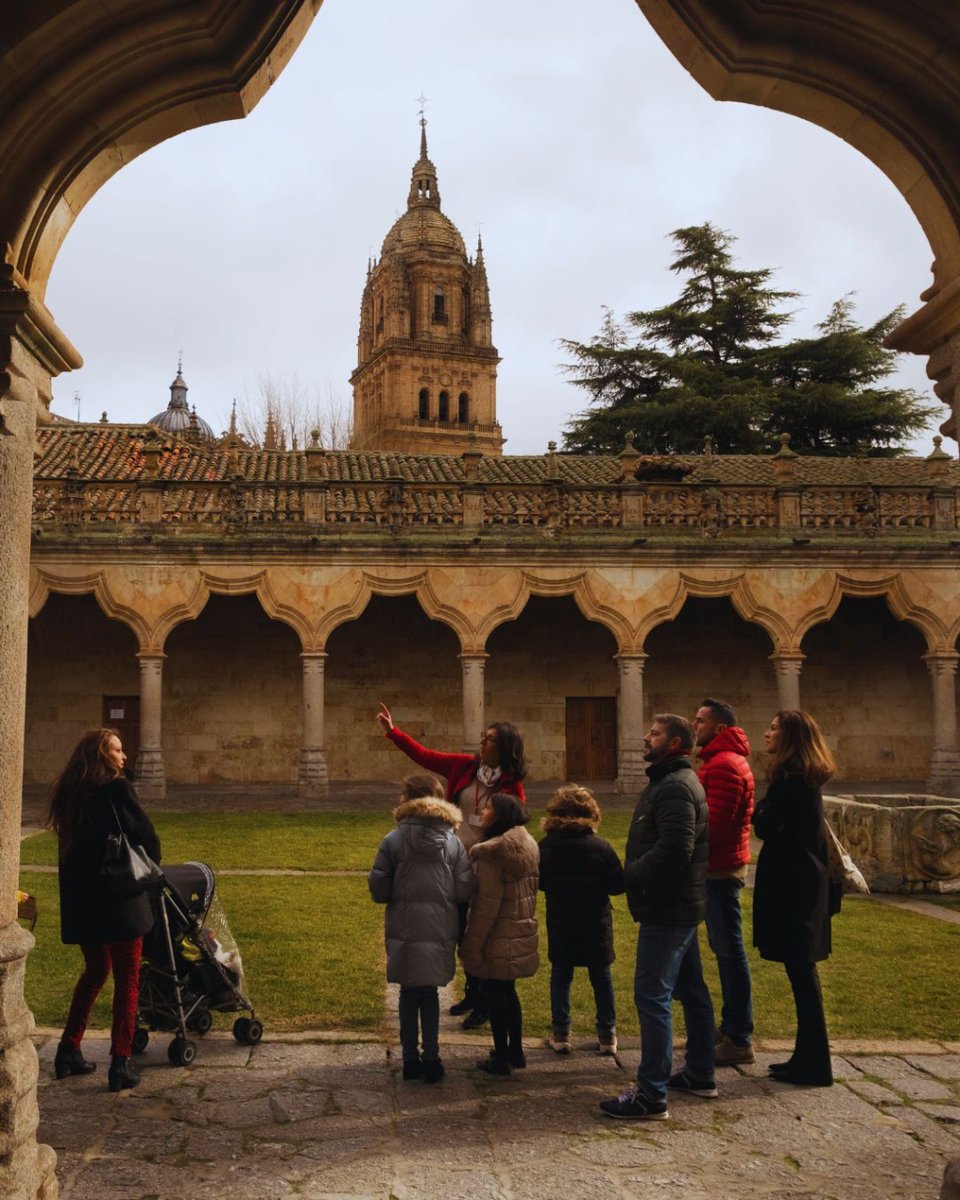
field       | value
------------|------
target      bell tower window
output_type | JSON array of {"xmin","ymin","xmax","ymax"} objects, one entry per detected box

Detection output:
[
  {"xmin": 432, "ymin": 288, "xmax": 447, "ymax": 324},
  {"xmin": 458, "ymin": 393, "xmax": 469, "ymax": 423},
  {"xmin": 439, "ymin": 391, "xmax": 450, "ymax": 421},
  {"xmin": 418, "ymin": 389, "xmax": 430, "ymax": 420}
]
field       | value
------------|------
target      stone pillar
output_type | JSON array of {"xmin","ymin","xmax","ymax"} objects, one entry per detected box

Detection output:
[
  {"xmin": 459, "ymin": 653, "xmax": 487, "ymax": 753},
  {"xmin": 298, "ymin": 652, "xmax": 329, "ymax": 799},
  {"xmin": 770, "ymin": 650, "xmax": 804, "ymax": 711},
  {"xmin": 135, "ymin": 653, "xmax": 166, "ymax": 801},
  {"xmin": 616, "ymin": 653, "xmax": 647, "ymax": 797},
  {"xmin": 0, "ymin": 271, "xmax": 79, "ymax": 1199},
  {"xmin": 925, "ymin": 651, "xmax": 960, "ymax": 797}
]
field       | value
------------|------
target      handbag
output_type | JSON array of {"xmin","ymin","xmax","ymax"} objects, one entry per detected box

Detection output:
[
  {"xmin": 100, "ymin": 803, "xmax": 162, "ymax": 897},
  {"xmin": 822, "ymin": 817, "xmax": 869, "ymax": 895}
]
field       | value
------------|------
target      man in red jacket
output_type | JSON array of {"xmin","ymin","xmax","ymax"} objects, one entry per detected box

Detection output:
[{"xmin": 692, "ymin": 698, "xmax": 756, "ymax": 1066}]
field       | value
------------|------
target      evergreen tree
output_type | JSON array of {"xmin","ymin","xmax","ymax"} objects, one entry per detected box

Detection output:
[{"xmin": 560, "ymin": 224, "xmax": 937, "ymax": 456}]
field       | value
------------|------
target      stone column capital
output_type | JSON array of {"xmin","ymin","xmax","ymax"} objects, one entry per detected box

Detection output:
[
  {"xmin": 924, "ymin": 649, "xmax": 960, "ymax": 675},
  {"xmin": 458, "ymin": 650, "xmax": 489, "ymax": 663}
]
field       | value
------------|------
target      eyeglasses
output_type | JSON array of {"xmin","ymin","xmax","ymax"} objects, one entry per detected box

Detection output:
[{"xmin": 480, "ymin": 733, "xmax": 497, "ymax": 744}]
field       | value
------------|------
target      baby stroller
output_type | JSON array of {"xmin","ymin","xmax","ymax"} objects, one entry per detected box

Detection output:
[{"xmin": 135, "ymin": 861, "xmax": 262, "ymax": 1065}]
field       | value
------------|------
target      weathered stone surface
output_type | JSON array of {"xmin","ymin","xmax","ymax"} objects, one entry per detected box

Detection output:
[{"xmin": 848, "ymin": 1056, "xmax": 957, "ymax": 1100}]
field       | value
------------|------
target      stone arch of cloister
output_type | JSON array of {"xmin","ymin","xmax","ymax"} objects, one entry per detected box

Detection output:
[{"xmin": 5, "ymin": 5, "xmax": 960, "ymax": 1197}]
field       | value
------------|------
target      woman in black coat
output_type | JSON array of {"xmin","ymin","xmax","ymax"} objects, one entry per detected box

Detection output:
[
  {"xmin": 47, "ymin": 727, "xmax": 161, "ymax": 1092},
  {"xmin": 538, "ymin": 785, "xmax": 625, "ymax": 1054},
  {"xmin": 752, "ymin": 709, "xmax": 835, "ymax": 1087}
]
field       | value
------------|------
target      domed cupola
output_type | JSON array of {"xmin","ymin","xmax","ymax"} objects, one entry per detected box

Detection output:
[
  {"xmin": 350, "ymin": 115, "xmax": 502, "ymax": 457},
  {"xmin": 148, "ymin": 358, "xmax": 214, "ymax": 441}
]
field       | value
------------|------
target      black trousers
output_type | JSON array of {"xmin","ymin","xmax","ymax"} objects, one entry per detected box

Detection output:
[
  {"xmin": 486, "ymin": 978, "xmax": 523, "ymax": 1061},
  {"xmin": 784, "ymin": 958, "xmax": 832, "ymax": 1081},
  {"xmin": 457, "ymin": 901, "xmax": 486, "ymax": 1010}
]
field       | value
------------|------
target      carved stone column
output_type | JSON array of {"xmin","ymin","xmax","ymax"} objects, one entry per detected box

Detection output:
[
  {"xmin": 460, "ymin": 653, "xmax": 487, "ymax": 753},
  {"xmin": 770, "ymin": 650, "xmax": 804, "ymax": 711},
  {"xmin": 135, "ymin": 653, "xmax": 166, "ymax": 801},
  {"xmin": 298, "ymin": 653, "xmax": 329, "ymax": 799},
  {"xmin": 0, "ymin": 271, "xmax": 79, "ymax": 1200},
  {"xmin": 925, "ymin": 651, "xmax": 960, "ymax": 797},
  {"xmin": 616, "ymin": 653, "xmax": 647, "ymax": 797}
]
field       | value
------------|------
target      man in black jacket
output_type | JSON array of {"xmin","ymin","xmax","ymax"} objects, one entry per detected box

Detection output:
[{"xmin": 600, "ymin": 714, "xmax": 716, "ymax": 1120}]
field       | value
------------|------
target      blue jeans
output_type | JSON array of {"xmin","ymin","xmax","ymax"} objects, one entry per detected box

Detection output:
[
  {"xmin": 549, "ymin": 963, "xmax": 616, "ymax": 1037},
  {"xmin": 398, "ymin": 985, "xmax": 440, "ymax": 1062},
  {"xmin": 633, "ymin": 923, "xmax": 715, "ymax": 1102},
  {"xmin": 705, "ymin": 877, "xmax": 754, "ymax": 1045}
]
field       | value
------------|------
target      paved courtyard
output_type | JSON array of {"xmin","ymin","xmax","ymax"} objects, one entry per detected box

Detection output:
[{"xmin": 35, "ymin": 1030, "xmax": 960, "ymax": 1200}]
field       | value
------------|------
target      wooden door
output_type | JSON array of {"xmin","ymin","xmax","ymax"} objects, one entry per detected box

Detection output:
[
  {"xmin": 565, "ymin": 696, "xmax": 618, "ymax": 779},
  {"xmin": 102, "ymin": 695, "xmax": 140, "ymax": 771}
]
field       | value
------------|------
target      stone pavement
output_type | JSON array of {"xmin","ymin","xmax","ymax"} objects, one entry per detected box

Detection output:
[{"xmin": 35, "ymin": 1031, "xmax": 960, "ymax": 1199}]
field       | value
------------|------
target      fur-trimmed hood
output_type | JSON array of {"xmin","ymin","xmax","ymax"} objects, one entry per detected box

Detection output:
[
  {"xmin": 393, "ymin": 796, "xmax": 462, "ymax": 826},
  {"xmin": 541, "ymin": 813, "xmax": 598, "ymax": 836},
  {"xmin": 469, "ymin": 824, "xmax": 539, "ymax": 876}
]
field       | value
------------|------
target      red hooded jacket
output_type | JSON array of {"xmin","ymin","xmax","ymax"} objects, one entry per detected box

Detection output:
[{"xmin": 697, "ymin": 726, "xmax": 754, "ymax": 875}]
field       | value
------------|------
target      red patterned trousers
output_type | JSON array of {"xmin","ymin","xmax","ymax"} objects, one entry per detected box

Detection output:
[{"xmin": 62, "ymin": 938, "xmax": 142, "ymax": 1057}]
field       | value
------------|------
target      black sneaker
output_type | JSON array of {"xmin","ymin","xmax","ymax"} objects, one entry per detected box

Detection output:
[
  {"xmin": 422, "ymin": 1057, "xmax": 444, "ymax": 1084},
  {"xmin": 402, "ymin": 1059, "xmax": 423, "ymax": 1081},
  {"xmin": 448, "ymin": 997, "xmax": 472, "ymax": 1016},
  {"xmin": 668, "ymin": 1070, "xmax": 718, "ymax": 1098},
  {"xmin": 599, "ymin": 1083, "xmax": 668, "ymax": 1120},
  {"xmin": 461, "ymin": 1009, "xmax": 489, "ymax": 1031}
]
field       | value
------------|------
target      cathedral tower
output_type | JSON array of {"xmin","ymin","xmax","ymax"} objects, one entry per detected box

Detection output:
[{"xmin": 350, "ymin": 119, "xmax": 503, "ymax": 455}]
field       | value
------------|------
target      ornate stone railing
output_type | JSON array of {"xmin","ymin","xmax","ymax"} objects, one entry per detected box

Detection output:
[{"xmin": 30, "ymin": 474, "xmax": 960, "ymax": 537}]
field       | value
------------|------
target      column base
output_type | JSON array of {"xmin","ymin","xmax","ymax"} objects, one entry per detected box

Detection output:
[
  {"xmin": 617, "ymin": 750, "xmax": 647, "ymax": 800},
  {"xmin": 134, "ymin": 747, "xmax": 166, "ymax": 802},
  {"xmin": 298, "ymin": 749, "xmax": 329, "ymax": 800},
  {"xmin": 926, "ymin": 748, "xmax": 960, "ymax": 798},
  {"xmin": 0, "ymin": 921, "xmax": 58, "ymax": 1200}
]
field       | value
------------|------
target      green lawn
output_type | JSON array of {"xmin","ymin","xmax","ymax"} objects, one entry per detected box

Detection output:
[{"xmin": 20, "ymin": 811, "xmax": 960, "ymax": 1040}]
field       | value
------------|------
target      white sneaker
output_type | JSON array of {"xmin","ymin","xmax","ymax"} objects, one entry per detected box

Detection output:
[
  {"xmin": 547, "ymin": 1033, "xmax": 571, "ymax": 1054},
  {"xmin": 598, "ymin": 1034, "xmax": 618, "ymax": 1056}
]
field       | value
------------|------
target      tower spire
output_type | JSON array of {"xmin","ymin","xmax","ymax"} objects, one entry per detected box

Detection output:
[{"xmin": 408, "ymin": 104, "xmax": 440, "ymax": 210}]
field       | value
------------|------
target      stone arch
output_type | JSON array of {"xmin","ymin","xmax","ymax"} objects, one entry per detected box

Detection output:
[
  {"xmin": 28, "ymin": 565, "xmax": 153, "ymax": 649},
  {"xmin": 793, "ymin": 573, "xmax": 947, "ymax": 653},
  {"xmin": 636, "ymin": 570, "xmax": 789, "ymax": 653}
]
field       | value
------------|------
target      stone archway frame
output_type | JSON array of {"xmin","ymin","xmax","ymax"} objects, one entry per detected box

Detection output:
[
  {"xmin": 28, "ymin": 564, "xmax": 155, "ymax": 650},
  {"xmin": 793, "ymin": 571, "xmax": 953, "ymax": 653}
]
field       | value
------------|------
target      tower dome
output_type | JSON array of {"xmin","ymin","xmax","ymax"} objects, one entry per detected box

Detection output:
[{"xmin": 148, "ymin": 360, "xmax": 214, "ymax": 441}]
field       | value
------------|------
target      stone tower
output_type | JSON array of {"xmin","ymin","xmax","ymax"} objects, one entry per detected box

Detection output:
[{"xmin": 350, "ymin": 118, "xmax": 503, "ymax": 454}]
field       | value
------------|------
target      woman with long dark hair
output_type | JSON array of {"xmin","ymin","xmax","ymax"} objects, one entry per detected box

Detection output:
[
  {"xmin": 460, "ymin": 792, "xmax": 539, "ymax": 1075},
  {"xmin": 377, "ymin": 703, "xmax": 527, "ymax": 1028},
  {"xmin": 752, "ymin": 709, "xmax": 836, "ymax": 1087},
  {"xmin": 46, "ymin": 727, "xmax": 160, "ymax": 1092}
]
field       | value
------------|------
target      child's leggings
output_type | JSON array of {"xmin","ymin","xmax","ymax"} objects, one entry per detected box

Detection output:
[
  {"xmin": 61, "ymin": 938, "xmax": 142, "ymax": 1058},
  {"xmin": 398, "ymin": 985, "xmax": 440, "ymax": 1061}
]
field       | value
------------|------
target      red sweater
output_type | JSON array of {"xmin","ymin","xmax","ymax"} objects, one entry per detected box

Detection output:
[
  {"xmin": 697, "ymin": 726, "xmax": 754, "ymax": 874},
  {"xmin": 386, "ymin": 726, "xmax": 527, "ymax": 807}
]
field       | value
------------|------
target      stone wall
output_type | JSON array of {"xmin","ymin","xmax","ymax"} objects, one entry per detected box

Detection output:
[
  {"xmin": 24, "ymin": 594, "xmax": 139, "ymax": 783},
  {"xmin": 802, "ymin": 598, "xmax": 932, "ymax": 780}
]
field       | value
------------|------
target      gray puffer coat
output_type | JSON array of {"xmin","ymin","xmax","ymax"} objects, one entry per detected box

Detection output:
[
  {"xmin": 368, "ymin": 797, "xmax": 475, "ymax": 987},
  {"xmin": 461, "ymin": 825, "xmax": 539, "ymax": 981}
]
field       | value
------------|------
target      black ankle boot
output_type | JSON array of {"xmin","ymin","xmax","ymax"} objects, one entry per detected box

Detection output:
[
  {"xmin": 54, "ymin": 1043, "xmax": 97, "ymax": 1079},
  {"xmin": 108, "ymin": 1055, "xmax": 141, "ymax": 1092}
]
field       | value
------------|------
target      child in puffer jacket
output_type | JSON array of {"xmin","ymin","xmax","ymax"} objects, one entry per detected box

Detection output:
[
  {"xmin": 368, "ymin": 775, "xmax": 475, "ymax": 1082},
  {"xmin": 538, "ymin": 784, "xmax": 625, "ymax": 1055}
]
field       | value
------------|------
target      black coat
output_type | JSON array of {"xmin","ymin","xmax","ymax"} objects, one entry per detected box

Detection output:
[
  {"xmin": 58, "ymin": 777, "xmax": 161, "ymax": 945},
  {"xmin": 624, "ymin": 755, "xmax": 708, "ymax": 926},
  {"xmin": 538, "ymin": 818, "xmax": 625, "ymax": 966},
  {"xmin": 752, "ymin": 775, "xmax": 831, "ymax": 963}
]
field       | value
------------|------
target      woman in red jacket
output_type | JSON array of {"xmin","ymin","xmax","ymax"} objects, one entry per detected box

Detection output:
[{"xmin": 377, "ymin": 703, "xmax": 527, "ymax": 1028}]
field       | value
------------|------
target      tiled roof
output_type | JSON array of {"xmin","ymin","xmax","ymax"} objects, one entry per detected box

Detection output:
[{"xmin": 32, "ymin": 424, "xmax": 958, "ymax": 487}]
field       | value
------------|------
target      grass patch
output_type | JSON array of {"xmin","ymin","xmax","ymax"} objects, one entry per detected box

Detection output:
[{"xmin": 20, "ymin": 811, "xmax": 960, "ymax": 1040}]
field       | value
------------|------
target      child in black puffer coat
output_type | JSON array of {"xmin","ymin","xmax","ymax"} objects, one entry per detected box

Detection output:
[{"xmin": 538, "ymin": 785, "xmax": 625, "ymax": 1055}]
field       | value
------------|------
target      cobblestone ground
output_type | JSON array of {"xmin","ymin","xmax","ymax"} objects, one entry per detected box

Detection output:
[{"xmin": 36, "ymin": 1034, "xmax": 959, "ymax": 1200}]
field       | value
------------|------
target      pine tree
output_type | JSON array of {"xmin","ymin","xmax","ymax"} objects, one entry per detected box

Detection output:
[{"xmin": 560, "ymin": 224, "xmax": 938, "ymax": 456}]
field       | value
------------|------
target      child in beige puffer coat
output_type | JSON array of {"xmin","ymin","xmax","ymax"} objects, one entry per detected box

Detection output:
[{"xmin": 461, "ymin": 792, "xmax": 539, "ymax": 1075}]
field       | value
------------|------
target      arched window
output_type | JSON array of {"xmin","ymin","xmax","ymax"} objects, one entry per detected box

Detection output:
[
  {"xmin": 458, "ymin": 392, "xmax": 469, "ymax": 423},
  {"xmin": 438, "ymin": 391, "xmax": 449, "ymax": 421},
  {"xmin": 433, "ymin": 288, "xmax": 446, "ymax": 323},
  {"xmin": 418, "ymin": 388, "xmax": 430, "ymax": 420},
  {"xmin": 377, "ymin": 295, "xmax": 384, "ymax": 334}
]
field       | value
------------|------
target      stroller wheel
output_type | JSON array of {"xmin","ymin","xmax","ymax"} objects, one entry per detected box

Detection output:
[
  {"xmin": 168, "ymin": 1037, "xmax": 197, "ymax": 1067},
  {"xmin": 233, "ymin": 1017, "xmax": 263, "ymax": 1045},
  {"xmin": 132, "ymin": 1028, "xmax": 150, "ymax": 1055},
  {"xmin": 190, "ymin": 1010, "xmax": 213, "ymax": 1036}
]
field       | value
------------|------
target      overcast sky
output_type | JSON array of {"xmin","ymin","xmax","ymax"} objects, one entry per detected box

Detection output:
[{"xmin": 45, "ymin": 0, "xmax": 945, "ymax": 455}]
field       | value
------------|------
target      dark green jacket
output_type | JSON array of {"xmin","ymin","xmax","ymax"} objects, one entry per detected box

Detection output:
[{"xmin": 624, "ymin": 755, "xmax": 708, "ymax": 925}]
